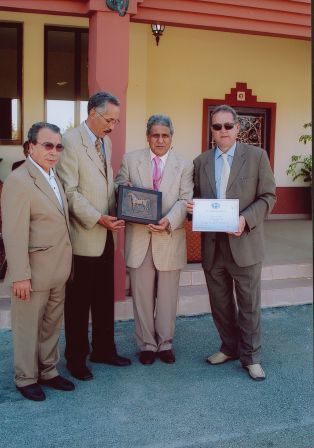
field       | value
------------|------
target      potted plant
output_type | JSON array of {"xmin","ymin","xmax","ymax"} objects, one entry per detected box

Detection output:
[{"xmin": 286, "ymin": 123, "xmax": 312, "ymax": 184}]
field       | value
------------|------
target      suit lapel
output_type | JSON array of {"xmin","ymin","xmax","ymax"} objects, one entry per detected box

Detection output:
[
  {"xmin": 26, "ymin": 159, "xmax": 64, "ymax": 215},
  {"xmin": 159, "ymin": 149, "xmax": 177, "ymax": 192},
  {"xmin": 227, "ymin": 142, "xmax": 247, "ymax": 194},
  {"xmin": 137, "ymin": 149, "xmax": 153, "ymax": 188},
  {"xmin": 204, "ymin": 149, "xmax": 216, "ymax": 197},
  {"xmin": 79, "ymin": 124, "xmax": 107, "ymax": 178},
  {"xmin": 55, "ymin": 172, "xmax": 71, "ymax": 230}
]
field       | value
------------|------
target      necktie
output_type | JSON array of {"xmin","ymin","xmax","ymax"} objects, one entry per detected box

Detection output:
[
  {"xmin": 220, "ymin": 153, "xmax": 230, "ymax": 199},
  {"xmin": 153, "ymin": 156, "xmax": 162, "ymax": 191},
  {"xmin": 95, "ymin": 137, "xmax": 107, "ymax": 176}
]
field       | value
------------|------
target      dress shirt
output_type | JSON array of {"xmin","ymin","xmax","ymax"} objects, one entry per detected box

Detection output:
[
  {"xmin": 84, "ymin": 121, "xmax": 106, "ymax": 160},
  {"xmin": 150, "ymin": 149, "xmax": 169, "ymax": 176},
  {"xmin": 28, "ymin": 156, "xmax": 63, "ymax": 208},
  {"xmin": 214, "ymin": 142, "xmax": 236, "ymax": 199}
]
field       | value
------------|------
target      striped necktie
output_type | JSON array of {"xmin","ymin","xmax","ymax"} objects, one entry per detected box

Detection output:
[{"xmin": 95, "ymin": 138, "xmax": 107, "ymax": 176}]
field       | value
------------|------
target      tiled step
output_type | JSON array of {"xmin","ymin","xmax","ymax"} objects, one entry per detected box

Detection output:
[
  {"xmin": 1, "ymin": 262, "xmax": 312, "ymax": 328},
  {"xmin": 178, "ymin": 262, "xmax": 313, "ymax": 286},
  {"xmin": 115, "ymin": 275, "xmax": 313, "ymax": 321}
]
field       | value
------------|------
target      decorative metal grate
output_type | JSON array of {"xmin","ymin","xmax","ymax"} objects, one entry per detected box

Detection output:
[{"xmin": 238, "ymin": 115, "xmax": 263, "ymax": 146}]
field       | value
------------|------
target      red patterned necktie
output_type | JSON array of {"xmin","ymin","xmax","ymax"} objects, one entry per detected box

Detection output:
[{"xmin": 153, "ymin": 156, "xmax": 161, "ymax": 191}]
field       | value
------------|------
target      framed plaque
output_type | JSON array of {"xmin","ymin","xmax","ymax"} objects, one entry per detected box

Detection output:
[{"xmin": 117, "ymin": 185, "xmax": 162, "ymax": 224}]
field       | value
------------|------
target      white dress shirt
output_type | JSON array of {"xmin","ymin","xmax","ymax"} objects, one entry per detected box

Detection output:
[
  {"xmin": 150, "ymin": 149, "xmax": 169, "ymax": 176},
  {"xmin": 28, "ymin": 156, "xmax": 63, "ymax": 208}
]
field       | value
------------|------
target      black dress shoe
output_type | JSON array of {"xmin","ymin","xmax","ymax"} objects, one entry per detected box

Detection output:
[
  {"xmin": 16, "ymin": 383, "xmax": 46, "ymax": 401},
  {"xmin": 39, "ymin": 375, "xmax": 75, "ymax": 391},
  {"xmin": 139, "ymin": 351, "xmax": 156, "ymax": 365},
  {"xmin": 67, "ymin": 363, "xmax": 93, "ymax": 381},
  {"xmin": 90, "ymin": 353, "xmax": 131, "ymax": 366},
  {"xmin": 159, "ymin": 350, "xmax": 176, "ymax": 364}
]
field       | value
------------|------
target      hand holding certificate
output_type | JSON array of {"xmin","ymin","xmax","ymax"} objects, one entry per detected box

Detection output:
[{"xmin": 192, "ymin": 199, "xmax": 239, "ymax": 232}]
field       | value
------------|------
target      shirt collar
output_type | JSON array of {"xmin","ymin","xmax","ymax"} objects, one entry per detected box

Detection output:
[
  {"xmin": 28, "ymin": 155, "xmax": 54, "ymax": 179},
  {"xmin": 149, "ymin": 148, "xmax": 170, "ymax": 164},
  {"xmin": 84, "ymin": 121, "xmax": 99, "ymax": 146},
  {"xmin": 215, "ymin": 142, "xmax": 237, "ymax": 161}
]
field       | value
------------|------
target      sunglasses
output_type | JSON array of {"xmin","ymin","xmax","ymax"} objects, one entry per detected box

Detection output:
[
  {"xmin": 36, "ymin": 141, "xmax": 64, "ymax": 152},
  {"xmin": 211, "ymin": 122, "xmax": 236, "ymax": 131}
]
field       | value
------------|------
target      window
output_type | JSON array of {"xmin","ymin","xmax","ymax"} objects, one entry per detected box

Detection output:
[
  {"xmin": 0, "ymin": 22, "xmax": 22, "ymax": 144},
  {"xmin": 45, "ymin": 27, "xmax": 88, "ymax": 133}
]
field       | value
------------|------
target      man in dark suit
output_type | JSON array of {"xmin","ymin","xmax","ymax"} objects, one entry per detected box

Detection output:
[{"xmin": 188, "ymin": 105, "xmax": 276, "ymax": 381}]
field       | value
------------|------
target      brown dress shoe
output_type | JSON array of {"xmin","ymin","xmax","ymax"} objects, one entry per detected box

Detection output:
[
  {"xmin": 39, "ymin": 375, "xmax": 75, "ymax": 391},
  {"xmin": 159, "ymin": 350, "xmax": 176, "ymax": 364},
  {"xmin": 16, "ymin": 383, "xmax": 46, "ymax": 401},
  {"xmin": 139, "ymin": 351, "xmax": 156, "ymax": 365}
]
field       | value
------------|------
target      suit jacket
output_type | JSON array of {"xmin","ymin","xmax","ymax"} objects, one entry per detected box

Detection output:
[
  {"xmin": 57, "ymin": 123, "xmax": 116, "ymax": 256},
  {"xmin": 193, "ymin": 142, "xmax": 276, "ymax": 269},
  {"xmin": 1, "ymin": 158, "xmax": 72, "ymax": 291},
  {"xmin": 115, "ymin": 148, "xmax": 194, "ymax": 271}
]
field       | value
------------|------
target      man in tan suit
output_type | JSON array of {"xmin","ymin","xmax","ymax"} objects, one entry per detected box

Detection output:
[
  {"xmin": 188, "ymin": 105, "xmax": 276, "ymax": 381},
  {"xmin": 115, "ymin": 115, "xmax": 193, "ymax": 365},
  {"xmin": 57, "ymin": 92, "xmax": 131, "ymax": 381},
  {"xmin": 2, "ymin": 122, "xmax": 74, "ymax": 401}
]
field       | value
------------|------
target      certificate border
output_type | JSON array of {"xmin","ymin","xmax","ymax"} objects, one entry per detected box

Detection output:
[{"xmin": 192, "ymin": 199, "xmax": 239, "ymax": 232}]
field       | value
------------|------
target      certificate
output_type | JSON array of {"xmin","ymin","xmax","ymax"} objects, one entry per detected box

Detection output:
[{"xmin": 192, "ymin": 199, "xmax": 239, "ymax": 232}]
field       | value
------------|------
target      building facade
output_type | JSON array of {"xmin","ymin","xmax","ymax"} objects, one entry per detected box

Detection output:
[{"xmin": 0, "ymin": 0, "xmax": 311, "ymax": 298}]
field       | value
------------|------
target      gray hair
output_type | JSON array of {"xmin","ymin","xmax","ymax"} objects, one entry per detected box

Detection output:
[
  {"xmin": 211, "ymin": 105, "xmax": 238, "ymax": 123},
  {"xmin": 88, "ymin": 91, "xmax": 120, "ymax": 114},
  {"xmin": 146, "ymin": 114, "xmax": 174, "ymax": 136},
  {"xmin": 27, "ymin": 122, "xmax": 61, "ymax": 143}
]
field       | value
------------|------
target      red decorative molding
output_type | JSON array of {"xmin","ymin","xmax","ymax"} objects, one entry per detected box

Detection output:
[
  {"xmin": 0, "ymin": 1, "xmax": 310, "ymax": 39},
  {"xmin": 225, "ymin": 82, "xmax": 257, "ymax": 105}
]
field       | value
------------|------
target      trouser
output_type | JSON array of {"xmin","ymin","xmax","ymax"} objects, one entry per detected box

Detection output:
[
  {"xmin": 11, "ymin": 285, "xmax": 65, "ymax": 387},
  {"xmin": 64, "ymin": 232, "xmax": 116, "ymax": 365},
  {"xmin": 129, "ymin": 243, "xmax": 180, "ymax": 352},
  {"xmin": 203, "ymin": 233, "xmax": 262, "ymax": 365}
]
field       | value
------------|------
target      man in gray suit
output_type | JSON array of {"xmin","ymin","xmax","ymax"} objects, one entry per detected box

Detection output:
[
  {"xmin": 188, "ymin": 105, "xmax": 276, "ymax": 381},
  {"xmin": 116, "ymin": 115, "xmax": 193, "ymax": 365},
  {"xmin": 57, "ymin": 92, "xmax": 131, "ymax": 381},
  {"xmin": 2, "ymin": 122, "xmax": 74, "ymax": 401}
]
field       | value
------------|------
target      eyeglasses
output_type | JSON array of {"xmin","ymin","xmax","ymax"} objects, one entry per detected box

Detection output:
[
  {"xmin": 211, "ymin": 122, "xmax": 236, "ymax": 131},
  {"xmin": 96, "ymin": 110, "xmax": 120, "ymax": 126},
  {"xmin": 36, "ymin": 141, "xmax": 64, "ymax": 152}
]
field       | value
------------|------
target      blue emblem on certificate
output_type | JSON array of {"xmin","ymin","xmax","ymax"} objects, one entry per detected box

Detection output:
[{"xmin": 192, "ymin": 199, "xmax": 239, "ymax": 232}]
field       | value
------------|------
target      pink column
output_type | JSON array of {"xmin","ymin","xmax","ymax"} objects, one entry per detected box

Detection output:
[{"xmin": 88, "ymin": 11, "xmax": 130, "ymax": 301}]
